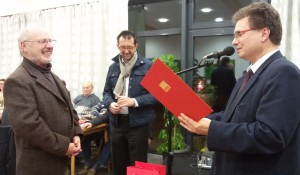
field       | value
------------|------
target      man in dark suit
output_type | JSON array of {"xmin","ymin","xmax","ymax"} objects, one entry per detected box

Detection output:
[
  {"xmin": 3, "ymin": 28, "xmax": 82, "ymax": 175},
  {"xmin": 211, "ymin": 57, "xmax": 236, "ymax": 112},
  {"xmin": 178, "ymin": 2, "xmax": 300, "ymax": 175}
]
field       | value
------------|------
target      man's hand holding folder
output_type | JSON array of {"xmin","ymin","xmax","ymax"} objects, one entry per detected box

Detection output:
[{"xmin": 178, "ymin": 113, "xmax": 211, "ymax": 136}]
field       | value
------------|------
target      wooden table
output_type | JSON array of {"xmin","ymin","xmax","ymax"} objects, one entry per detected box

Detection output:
[{"xmin": 70, "ymin": 123, "xmax": 109, "ymax": 175}]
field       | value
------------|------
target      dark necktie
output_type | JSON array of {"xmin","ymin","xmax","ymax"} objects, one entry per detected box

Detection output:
[{"xmin": 239, "ymin": 69, "xmax": 253, "ymax": 93}]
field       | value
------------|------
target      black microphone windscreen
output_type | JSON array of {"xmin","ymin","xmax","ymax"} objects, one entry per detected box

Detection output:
[{"xmin": 223, "ymin": 46, "xmax": 235, "ymax": 56}]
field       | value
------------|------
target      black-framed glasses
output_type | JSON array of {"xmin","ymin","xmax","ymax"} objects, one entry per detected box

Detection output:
[
  {"xmin": 118, "ymin": 46, "xmax": 135, "ymax": 51},
  {"xmin": 24, "ymin": 39, "xmax": 57, "ymax": 45},
  {"xmin": 233, "ymin": 29, "xmax": 256, "ymax": 39}
]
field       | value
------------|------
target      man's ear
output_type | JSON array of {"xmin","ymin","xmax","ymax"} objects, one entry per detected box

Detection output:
[
  {"xmin": 261, "ymin": 28, "xmax": 270, "ymax": 42},
  {"xmin": 20, "ymin": 41, "xmax": 26, "ymax": 48}
]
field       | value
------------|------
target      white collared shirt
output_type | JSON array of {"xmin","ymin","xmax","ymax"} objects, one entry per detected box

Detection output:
[{"xmin": 247, "ymin": 49, "xmax": 279, "ymax": 73}]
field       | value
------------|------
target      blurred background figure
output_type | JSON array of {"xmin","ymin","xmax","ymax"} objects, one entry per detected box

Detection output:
[
  {"xmin": 0, "ymin": 78, "xmax": 5, "ymax": 122},
  {"xmin": 73, "ymin": 81, "xmax": 100, "ymax": 120},
  {"xmin": 210, "ymin": 57, "xmax": 236, "ymax": 112}
]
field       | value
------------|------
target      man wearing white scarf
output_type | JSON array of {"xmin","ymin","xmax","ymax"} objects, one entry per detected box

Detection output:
[{"xmin": 103, "ymin": 30, "xmax": 158, "ymax": 175}]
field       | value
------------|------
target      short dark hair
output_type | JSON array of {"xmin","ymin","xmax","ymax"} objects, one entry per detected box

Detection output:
[
  {"xmin": 221, "ymin": 57, "xmax": 230, "ymax": 66},
  {"xmin": 232, "ymin": 2, "xmax": 282, "ymax": 45},
  {"xmin": 0, "ymin": 79, "xmax": 5, "ymax": 82},
  {"xmin": 117, "ymin": 30, "xmax": 137, "ymax": 45}
]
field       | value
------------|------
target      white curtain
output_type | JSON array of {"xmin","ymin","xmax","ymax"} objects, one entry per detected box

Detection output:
[
  {"xmin": 272, "ymin": 0, "xmax": 300, "ymax": 68},
  {"xmin": 0, "ymin": 0, "xmax": 128, "ymax": 99}
]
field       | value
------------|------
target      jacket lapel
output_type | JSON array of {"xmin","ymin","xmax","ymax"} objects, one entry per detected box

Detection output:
[
  {"xmin": 51, "ymin": 73, "xmax": 73, "ymax": 107},
  {"xmin": 222, "ymin": 51, "xmax": 283, "ymax": 122},
  {"xmin": 21, "ymin": 60, "xmax": 68, "ymax": 105}
]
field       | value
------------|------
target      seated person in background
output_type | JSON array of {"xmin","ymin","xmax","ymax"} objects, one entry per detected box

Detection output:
[
  {"xmin": 78, "ymin": 101, "xmax": 109, "ymax": 175},
  {"xmin": 73, "ymin": 81, "xmax": 100, "ymax": 120},
  {"xmin": 0, "ymin": 79, "xmax": 6, "ymax": 122},
  {"xmin": 81, "ymin": 142, "xmax": 110, "ymax": 175}
]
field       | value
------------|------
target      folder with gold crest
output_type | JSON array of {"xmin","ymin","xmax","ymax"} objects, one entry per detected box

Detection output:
[{"xmin": 141, "ymin": 59, "xmax": 213, "ymax": 121}]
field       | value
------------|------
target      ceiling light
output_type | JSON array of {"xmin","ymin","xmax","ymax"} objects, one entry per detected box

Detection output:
[
  {"xmin": 215, "ymin": 17, "xmax": 223, "ymax": 22},
  {"xmin": 201, "ymin": 8, "xmax": 212, "ymax": 13},
  {"xmin": 158, "ymin": 18, "xmax": 169, "ymax": 23}
]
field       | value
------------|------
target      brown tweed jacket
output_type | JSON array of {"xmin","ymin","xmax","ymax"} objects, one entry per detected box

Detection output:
[{"xmin": 3, "ymin": 59, "xmax": 82, "ymax": 175}]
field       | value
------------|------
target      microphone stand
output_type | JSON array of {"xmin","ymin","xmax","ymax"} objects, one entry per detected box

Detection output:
[
  {"xmin": 176, "ymin": 61, "xmax": 211, "ymax": 75},
  {"xmin": 177, "ymin": 55, "xmax": 220, "ymax": 75},
  {"xmin": 164, "ymin": 58, "xmax": 216, "ymax": 175}
]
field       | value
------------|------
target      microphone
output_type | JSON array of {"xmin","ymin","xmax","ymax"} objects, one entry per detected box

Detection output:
[
  {"xmin": 203, "ymin": 46, "xmax": 235, "ymax": 59},
  {"xmin": 176, "ymin": 46, "xmax": 235, "ymax": 75}
]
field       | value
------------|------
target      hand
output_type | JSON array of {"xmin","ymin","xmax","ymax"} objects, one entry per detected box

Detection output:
[
  {"xmin": 178, "ymin": 113, "xmax": 211, "ymax": 136},
  {"xmin": 116, "ymin": 95, "xmax": 135, "ymax": 107},
  {"xmin": 65, "ymin": 136, "xmax": 82, "ymax": 157},
  {"xmin": 109, "ymin": 102, "xmax": 121, "ymax": 114},
  {"xmin": 66, "ymin": 143, "xmax": 80, "ymax": 156},
  {"xmin": 79, "ymin": 119, "xmax": 88, "ymax": 124},
  {"xmin": 148, "ymin": 138, "xmax": 153, "ymax": 145},
  {"xmin": 81, "ymin": 122, "xmax": 92, "ymax": 129},
  {"xmin": 73, "ymin": 136, "xmax": 81, "ymax": 148}
]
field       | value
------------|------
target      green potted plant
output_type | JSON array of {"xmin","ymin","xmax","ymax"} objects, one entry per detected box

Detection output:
[{"xmin": 152, "ymin": 54, "xmax": 188, "ymax": 154}]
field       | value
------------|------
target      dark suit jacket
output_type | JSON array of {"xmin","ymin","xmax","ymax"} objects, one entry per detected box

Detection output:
[
  {"xmin": 207, "ymin": 51, "xmax": 300, "ymax": 175},
  {"xmin": 3, "ymin": 59, "xmax": 82, "ymax": 175}
]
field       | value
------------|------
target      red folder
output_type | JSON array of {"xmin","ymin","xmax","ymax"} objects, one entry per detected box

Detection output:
[{"xmin": 141, "ymin": 59, "xmax": 213, "ymax": 121}]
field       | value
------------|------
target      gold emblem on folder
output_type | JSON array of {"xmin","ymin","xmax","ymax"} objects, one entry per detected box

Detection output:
[{"xmin": 159, "ymin": 80, "xmax": 171, "ymax": 92}]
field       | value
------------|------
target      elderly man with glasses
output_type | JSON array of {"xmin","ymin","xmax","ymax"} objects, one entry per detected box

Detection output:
[{"xmin": 4, "ymin": 27, "xmax": 82, "ymax": 175}]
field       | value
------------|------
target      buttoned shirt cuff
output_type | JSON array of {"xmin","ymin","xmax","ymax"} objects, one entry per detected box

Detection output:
[{"xmin": 133, "ymin": 98, "xmax": 139, "ymax": 107}]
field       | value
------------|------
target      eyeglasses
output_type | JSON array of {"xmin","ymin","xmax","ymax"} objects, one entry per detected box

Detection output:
[
  {"xmin": 118, "ymin": 46, "xmax": 135, "ymax": 51},
  {"xmin": 24, "ymin": 39, "xmax": 57, "ymax": 45},
  {"xmin": 233, "ymin": 29, "xmax": 256, "ymax": 39}
]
